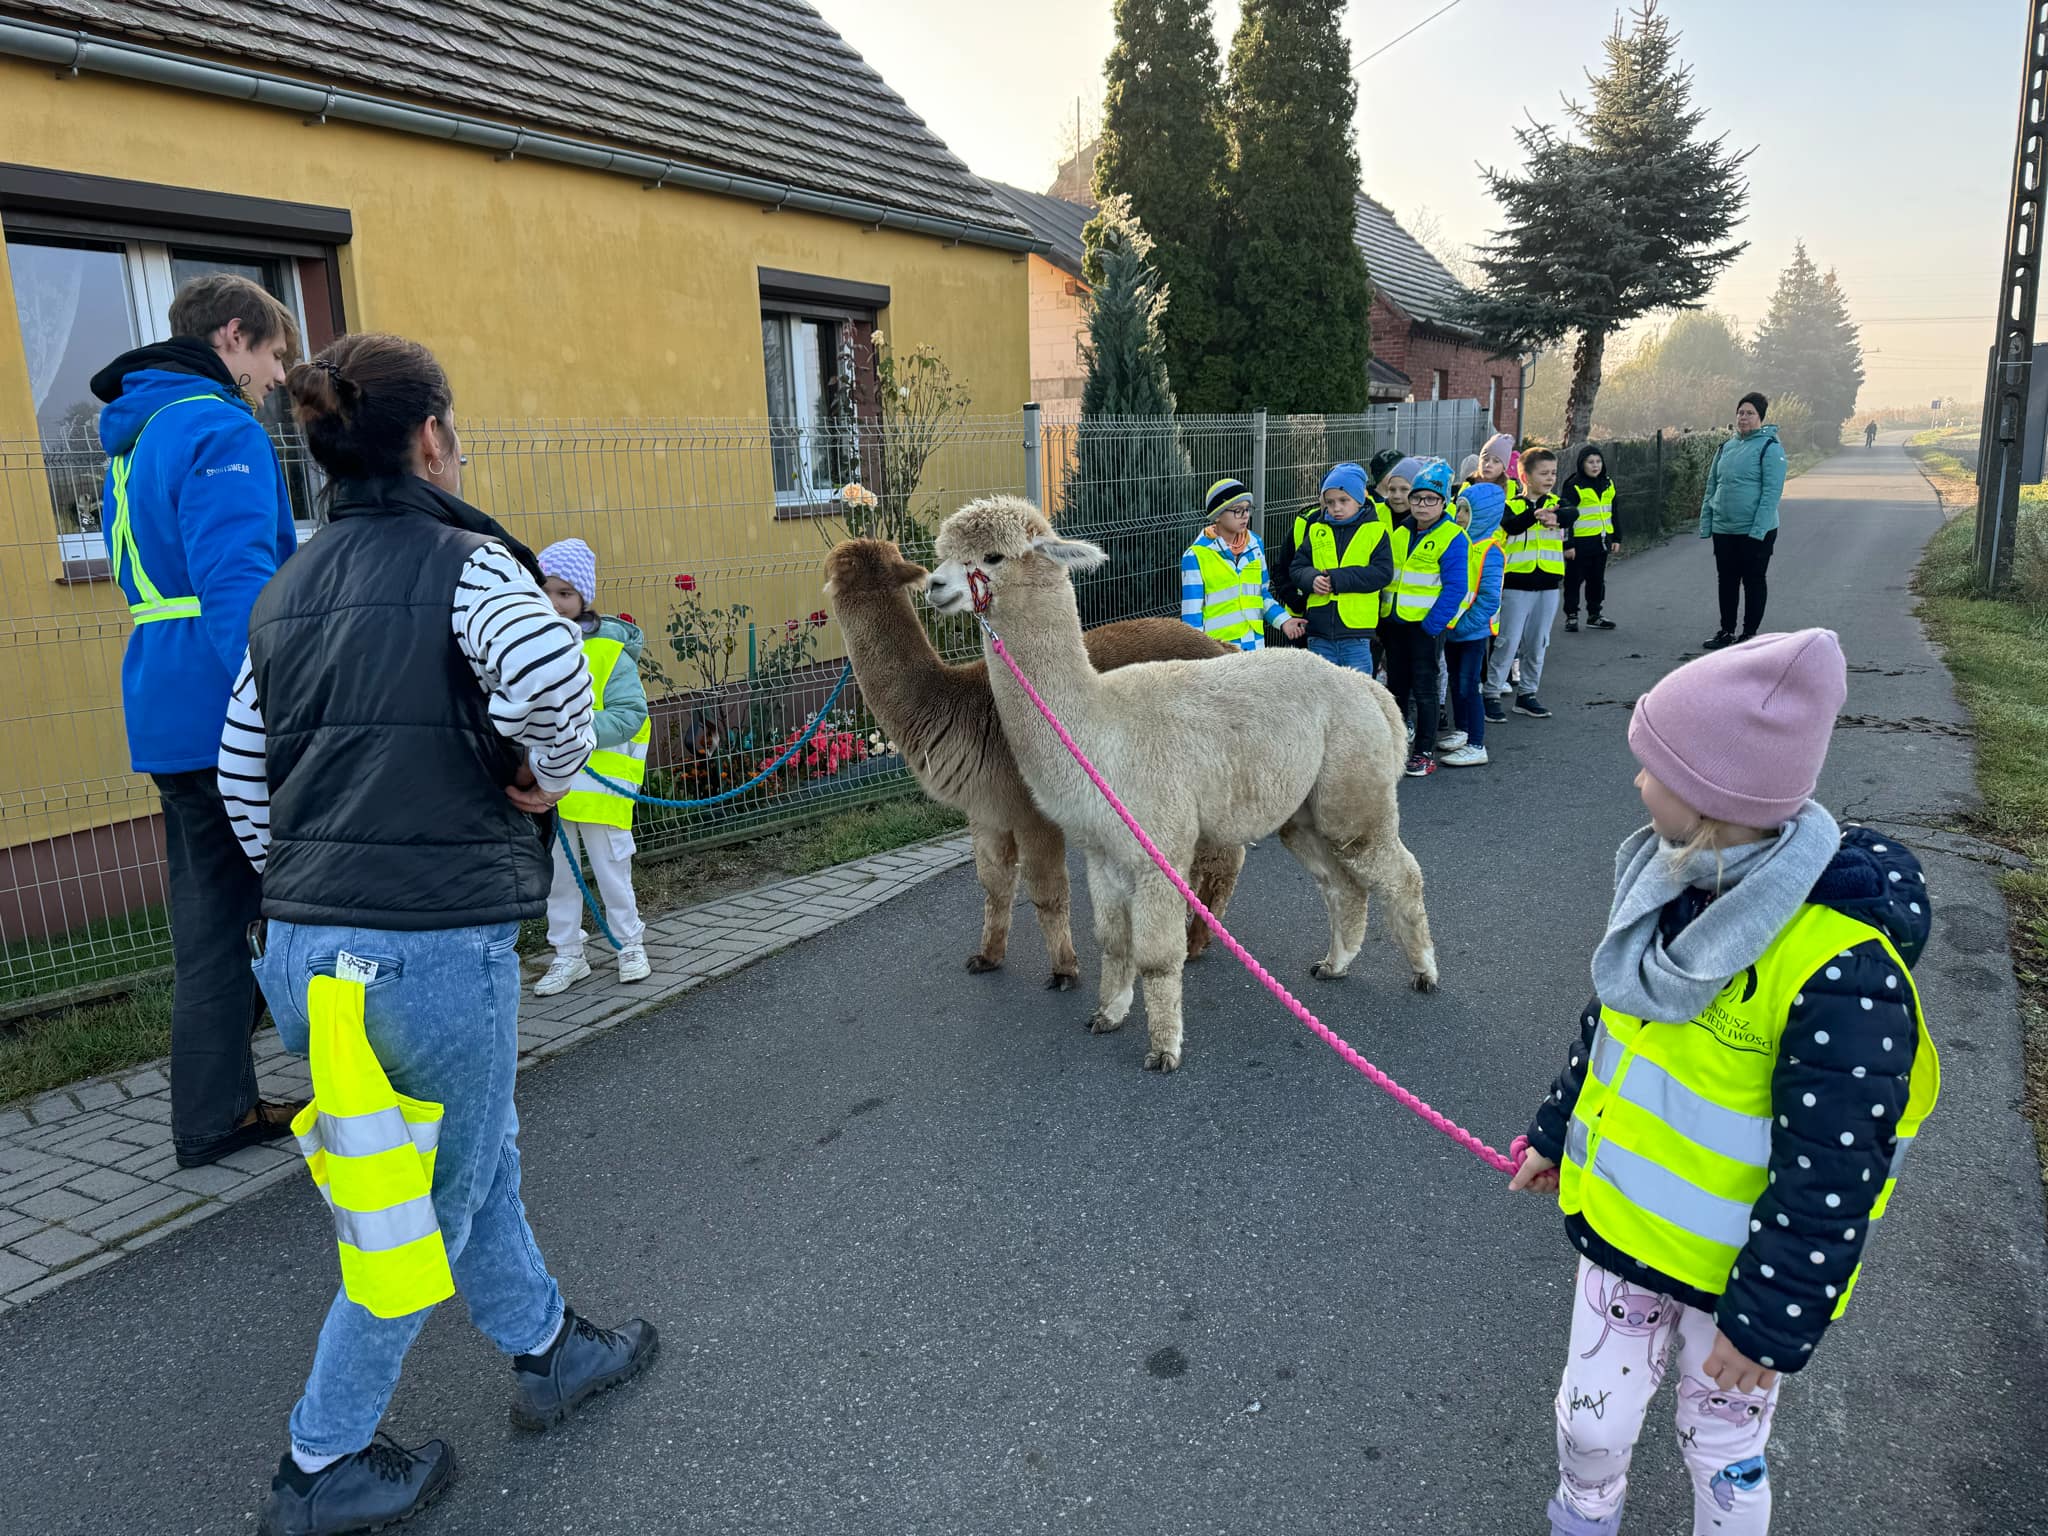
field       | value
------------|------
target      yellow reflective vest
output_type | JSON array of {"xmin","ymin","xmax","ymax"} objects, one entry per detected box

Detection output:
[
  {"xmin": 292, "ymin": 975, "xmax": 454, "ymax": 1319},
  {"xmin": 1188, "ymin": 536, "xmax": 1272, "ymax": 649},
  {"xmin": 1387, "ymin": 518, "xmax": 1466, "ymax": 624},
  {"xmin": 1303, "ymin": 515, "xmax": 1388, "ymax": 631},
  {"xmin": 1559, "ymin": 903, "xmax": 1940, "ymax": 1306},
  {"xmin": 1503, "ymin": 489, "xmax": 1566, "ymax": 576},
  {"xmin": 558, "ymin": 635, "xmax": 651, "ymax": 830},
  {"xmin": 107, "ymin": 394, "xmax": 217, "ymax": 625},
  {"xmin": 1572, "ymin": 482, "xmax": 1617, "ymax": 537}
]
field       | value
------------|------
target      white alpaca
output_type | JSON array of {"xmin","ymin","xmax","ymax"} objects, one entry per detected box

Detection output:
[{"xmin": 926, "ymin": 496, "xmax": 1437, "ymax": 1072}]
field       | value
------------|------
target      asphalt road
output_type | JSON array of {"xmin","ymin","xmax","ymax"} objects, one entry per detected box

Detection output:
[{"xmin": 5, "ymin": 444, "xmax": 2043, "ymax": 1535}]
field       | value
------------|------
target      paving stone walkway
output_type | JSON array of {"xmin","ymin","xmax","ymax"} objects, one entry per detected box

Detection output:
[{"xmin": 0, "ymin": 833, "xmax": 971, "ymax": 1312}]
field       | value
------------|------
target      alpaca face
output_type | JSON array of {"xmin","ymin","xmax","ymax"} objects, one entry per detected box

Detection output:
[
  {"xmin": 823, "ymin": 538, "xmax": 926, "ymax": 601},
  {"xmin": 928, "ymin": 495, "xmax": 1105, "ymax": 615}
]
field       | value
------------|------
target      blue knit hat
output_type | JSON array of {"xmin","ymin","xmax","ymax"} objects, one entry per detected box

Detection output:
[
  {"xmin": 1408, "ymin": 460, "xmax": 1453, "ymax": 504},
  {"xmin": 538, "ymin": 537, "xmax": 597, "ymax": 607},
  {"xmin": 1321, "ymin": 462, "xmax": 1369, "ymax": 506},
  {"xmin": 1389, "ymin": 455, "xmax": 1429, "ymax": 484}
]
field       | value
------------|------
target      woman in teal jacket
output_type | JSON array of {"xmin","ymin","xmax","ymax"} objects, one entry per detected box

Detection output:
[{"xmin": 1699, "ymin": 391, "xmax": 1786, "ymax": 649}]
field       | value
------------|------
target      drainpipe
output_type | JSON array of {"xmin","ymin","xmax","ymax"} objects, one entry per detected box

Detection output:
[{"xmin": 0, "ymin": 18, "xmax": 1051, "ymax": 259}]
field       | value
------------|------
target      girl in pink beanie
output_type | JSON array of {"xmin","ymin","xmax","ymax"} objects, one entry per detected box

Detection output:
[{"xmin": 1508, "ymin": 630, "xmax": 1941, "ymax": 1535}]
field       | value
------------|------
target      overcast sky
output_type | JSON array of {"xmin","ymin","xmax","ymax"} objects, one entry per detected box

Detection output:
[{"xmin": 812, "ymin": 0, "xmax": 2019, "ymax": 408}]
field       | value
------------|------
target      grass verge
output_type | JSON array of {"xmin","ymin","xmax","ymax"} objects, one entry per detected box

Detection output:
[
  {"xmin": 1, "ymin": 791, "xmax": 967, "ymax": 1109},
  {"xmin": 1914, "ymin": 505, "xmax": 2048, "ymax": 1180},
  {"xmin": 1904, "ymin": 429, "xmax": 1979, "ymax": 515}
]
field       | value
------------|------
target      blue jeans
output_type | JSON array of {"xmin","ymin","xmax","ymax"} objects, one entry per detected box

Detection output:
[
  {"xmin": 1445, "ymin": 638, "xmax": 1489, "ymax": 747},
  {"xmin": 1307, "ymin": 634, "xmax": 1377, "ymax": 678},
  {"xmin": 254, "ymin": 919, "xmax": 563, "ymax": 1457}
]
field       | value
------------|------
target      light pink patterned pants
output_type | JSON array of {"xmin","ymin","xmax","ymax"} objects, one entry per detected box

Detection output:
[{"xmin": 1548, "ymin": 1258, "xmax": 1782, "ymax": 1536}]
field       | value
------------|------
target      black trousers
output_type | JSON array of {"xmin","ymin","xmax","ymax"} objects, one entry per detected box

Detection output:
[
  {"xmin": 153, "ymin": 769, "xmax": 266, "ymax": 1156},
  {"xmin": 1712, "ymin": 529, "xmax": 1778, "ymax": 637},
  {"xmin": 1382, "ymin": 619, "xmax": 1444, "ymax": 754},
  {"xmin": 1563, "ymin": 536, "xmax": 1610, "ymax": 619}
]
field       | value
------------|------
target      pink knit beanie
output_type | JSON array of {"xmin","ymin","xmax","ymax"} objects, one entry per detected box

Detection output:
[{"xmin": 1627, "ymin": 629, "xmax": 1847, "ymax": 828}]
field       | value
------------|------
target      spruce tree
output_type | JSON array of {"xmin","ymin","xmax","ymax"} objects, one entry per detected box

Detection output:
[
  {"xmin": 1091, "ymin": 0, "xmax": 1236, "ymax": 412},
  {"xmin": 1753, "ymin": 244, "xmax": 1865, "ymax": 449},
  {"xmin": 1455, "ymin": 1, "xmax": 1749, "ymax": 446},
  {"xmin": 1224, "ymin": 0, "xmax": 1373, "ymax": 413},
  {"xmin": 1061, "ymin": 197, "xmax": 1195, "ymax": 624}
]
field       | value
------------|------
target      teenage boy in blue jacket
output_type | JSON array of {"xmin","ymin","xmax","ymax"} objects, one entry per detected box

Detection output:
[{"xmin": 93, "ymin": 273, "xmax": 300, "ymax": 1167}]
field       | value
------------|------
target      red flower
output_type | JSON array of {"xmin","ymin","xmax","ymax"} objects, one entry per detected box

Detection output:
[
  {"xmin": 617, "ymin": 611, "xmax": 635, "ymax": 624},
  {"xmin": 785, "ymin": 617, "xmax": 800, "ymax": 634},
  {"xmin": 673, "ymin": 573, "xmax": 697, "ymax": 592},
  {"xmin": 808, "ymin": 609, "xmax": 829, "ymax": 628}
]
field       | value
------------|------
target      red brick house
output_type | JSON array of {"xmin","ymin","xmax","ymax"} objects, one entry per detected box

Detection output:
[{"xmin": 1354, "ymin": 194, "xmax": 1523, "ymax": 434}]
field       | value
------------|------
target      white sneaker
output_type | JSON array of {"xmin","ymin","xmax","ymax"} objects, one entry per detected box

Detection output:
[
  {"xmin": 1439, "ymin": 743, "xmax": 1490, "ymax": 768},
  {"xmin": 1436, "ymin": 731, "xmax": 1468, "ymax": 752},
  {"xmin": 617, "ymin": 945, "xmax": 652, "ymax": 984},
  {"xmin": 534, "ymin": 955, "xmax": 591, "ymax": 997}
]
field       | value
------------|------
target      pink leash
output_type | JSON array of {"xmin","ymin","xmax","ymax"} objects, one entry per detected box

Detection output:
[{"xmin": 969, "ymin": 584, "xmax": 1523, "ymax": 1177}]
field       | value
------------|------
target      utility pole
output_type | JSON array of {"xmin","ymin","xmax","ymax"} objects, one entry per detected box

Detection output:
[{"xmin": 1975, "ymin": 1, "xmax": 2048, "ymax": 591}]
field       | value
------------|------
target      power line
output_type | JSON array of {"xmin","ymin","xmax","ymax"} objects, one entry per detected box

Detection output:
[{"xmin": 1354, "ymin": 0, "xmax": 1466, "ymax": 72}]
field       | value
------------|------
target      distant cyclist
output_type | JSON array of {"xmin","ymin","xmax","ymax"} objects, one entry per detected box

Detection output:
[{"xmin": 1865, "ymin": 421, "xmax": 1878, "ymax": 449}]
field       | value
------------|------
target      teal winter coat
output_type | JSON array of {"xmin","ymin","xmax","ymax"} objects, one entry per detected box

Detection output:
[
  {"xmin": 1699, "ymin": 424, "xmax": 1786, "ymax": 540},
  {"xmin": 582, "ymin": 614, "xmax": 648, "ymax": 750}
]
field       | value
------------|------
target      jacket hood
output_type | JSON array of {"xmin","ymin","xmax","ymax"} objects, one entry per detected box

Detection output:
[
  {"xmin": 1565, "ymin": 444, "xmax": 1613, "ymax": 495},
  {"xmin": 1807, "ymin": 826, "xmax": 1931, "ymax": 969},
  {"xmin": 1458, "ymin": 481, "xmax": 1507, "ymax": 541},
  {"xmin": 590, "ymin": 614, "xmax": 644, "ymax": 657},
  {"xmin": 91, "ymin": 337, "xmax": 239, "ymax": 406},
  {"xmin": 95, "ymin": 363, "xmax": 245, "ymax": 456},
  {"xmin": 1743, "ymin": 423, "xmax": 1782, "ymax": 446}
]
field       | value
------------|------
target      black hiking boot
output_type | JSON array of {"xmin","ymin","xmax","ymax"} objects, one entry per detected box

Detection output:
[
  {"xmin": 1702, "ymin": 631, "xmax": 1737, "ymax": 650},
  {"xmin": 257, "ymin": 1433, "xmax": 455, "ymax": 1536},
  {"xmin": 510, "ymin": 1308, "xmax": 659, "ymax": 1431}
]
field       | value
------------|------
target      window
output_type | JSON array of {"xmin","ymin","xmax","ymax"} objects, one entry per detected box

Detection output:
[
  {"xmin": 757, "ymin": 269, "xmax": 888, "ymax": 513},
  {"xmin": 6, "ymin": 228, "xmax": 339, "ymax": 569},
  {"xmin": 1432, "ymin": 368, "xmax": 1449, "ymax": 401}
]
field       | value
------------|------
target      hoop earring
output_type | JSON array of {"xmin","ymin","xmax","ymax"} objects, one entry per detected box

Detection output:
[{"xmin": 427, "ymin": 458, "xmax": 446, "ymax": 477}]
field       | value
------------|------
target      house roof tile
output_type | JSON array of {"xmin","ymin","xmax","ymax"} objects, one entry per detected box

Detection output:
[
  {"xmin": 981, "ymin": 181, "xmax": 1092, "ymax": 280},
  {"xmin": 1354, "ymin": 191, "xmax": 1472, "ymax": 336},
  {"xmin": 5, "ymin": 0, "xmax": 1029, "ymax": 240}
]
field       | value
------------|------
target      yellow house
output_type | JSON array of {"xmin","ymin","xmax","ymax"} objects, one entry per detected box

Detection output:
[{"xmin": 0, "ymin": 1, "xmax": 1035, "ymax": 955}]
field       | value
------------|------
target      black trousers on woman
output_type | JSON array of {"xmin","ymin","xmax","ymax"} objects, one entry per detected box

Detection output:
[{"xmin": 1712, "ymin": 528, "xmax": 1777, "ymax": 637}]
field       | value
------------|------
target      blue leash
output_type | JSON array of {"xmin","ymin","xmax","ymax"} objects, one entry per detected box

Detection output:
[{"xmin": 554, "ymin": 660, "xmax": 857, "ymax": 951}]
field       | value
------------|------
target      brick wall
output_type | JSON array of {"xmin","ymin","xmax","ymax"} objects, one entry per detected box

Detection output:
[
  {"xmin": 1027, "ymin": 254, "xmax": 1087, "ymax": 405},
  {"xmin": 1369, "ymin": 297, "xmax": 1522, "ymax": 435}
]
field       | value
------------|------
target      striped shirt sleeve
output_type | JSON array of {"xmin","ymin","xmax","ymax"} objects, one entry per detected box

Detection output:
[
  {"xmin": 452, "ymin": 543, "xmax": 596, "ymax": 793},
  {"xmin": 1180, "ymin": 543, "xmax": 1207, "ymax": 630},
  {"xmin": 218, "ymin": 652, "xmax": 271, "ymax": 871}
]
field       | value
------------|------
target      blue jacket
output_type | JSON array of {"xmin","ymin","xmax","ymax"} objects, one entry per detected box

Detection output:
[
  {"xmin": 1450, "ymin": 485, "xmax": 1506, "ymax": 642},
  {"xmin": 1700, "ymin": 424, "xmax": 1786, "ymax": 540},
  {"xmin": 1526, "ymin": 828, "xmax": 1931, "ymax": 1371},
  {"xmin": 94, "ymin": 352, "xmax": 297, "ymax": 772}
]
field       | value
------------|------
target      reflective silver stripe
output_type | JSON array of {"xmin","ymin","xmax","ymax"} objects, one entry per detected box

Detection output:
[
  {"xmin": 1614, "ymin": 1056, "xmax": 1772, "ymax": 1167},
  {"xmin": 1588, "ymin": 1137, "xmax": 1754, "ymax": 1250},
  {"xmin": 1889, "ymin": 1135, "xmax": 1913, "ymax": 1180},
  {"xmin": 301, "ymin": 1106, "xmax": 442, "ymax": 1159},
  {"xmin": 1589, "ymin": 1023, "xmax": 1626, "ymax": 1082},
  {"xmin": 331, "ymin": 1192, "xmax": 441, "ymax": 1252},
  {"xmin": 1566, "ymin": 1115, "xmax": 1591, "ymax": 1166}
]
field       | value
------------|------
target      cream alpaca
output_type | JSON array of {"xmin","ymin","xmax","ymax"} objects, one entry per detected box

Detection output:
[
  {"xmin": 824, "ymin": 538, "xmax": 1246, "ymax": 989},
  {"xmin": 926, "ymin": 496, "xmax": 1437, "ymax": 1071}
]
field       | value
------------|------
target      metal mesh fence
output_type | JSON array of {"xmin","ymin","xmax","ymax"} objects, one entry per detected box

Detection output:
[{"xmin": 0, "ymin": 403, "xmax": 1493, "ymax": 1005}]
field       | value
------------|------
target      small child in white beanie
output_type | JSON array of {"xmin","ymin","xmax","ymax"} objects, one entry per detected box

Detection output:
[{"xmin": 534, "ymin": 537, "xmax": 652, "ymax": 993}]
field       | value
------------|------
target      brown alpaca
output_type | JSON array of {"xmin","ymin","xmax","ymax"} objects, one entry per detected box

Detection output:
[{"xmin": 824, "ymin": 538, "xmax": 1246, "ymax": 989}]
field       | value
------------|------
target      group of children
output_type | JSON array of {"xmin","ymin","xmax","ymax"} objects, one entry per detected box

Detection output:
[{"xmin": 1181, "ymin": 431, "xmax": 1621, "ymax": 776}]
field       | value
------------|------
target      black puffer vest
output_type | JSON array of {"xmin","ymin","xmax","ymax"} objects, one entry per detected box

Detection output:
[{"xmin": 248, "ymin": 477, "xmax": 554, "ymax": 929}]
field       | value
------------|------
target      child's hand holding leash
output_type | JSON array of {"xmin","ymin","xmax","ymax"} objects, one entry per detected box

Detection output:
[{"xmin": 1508, "ymin": 1146, "xmax": 1559, "ymax": 1194}]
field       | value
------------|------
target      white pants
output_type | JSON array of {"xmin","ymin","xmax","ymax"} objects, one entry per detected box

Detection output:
[
  {"xmin": 545, "ymin": 819, "xmax": 645, "ymax": 958},
  {"xmin": 1489, "ymin": 586, "xmax": 1561, "ymax": 698},
  {"xmin": 1549, "ymin": 1258, "xmax": 1781, "ymax": 1536}
]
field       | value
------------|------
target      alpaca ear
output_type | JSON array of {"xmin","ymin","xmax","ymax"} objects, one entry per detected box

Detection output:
[
  {"xmin": 1029, "ymin": 535, "xmax": 1109, "ymax": 572},
  {"xmin": 895, "ymin": 559, "xmax": 930, "ymax": 587}
]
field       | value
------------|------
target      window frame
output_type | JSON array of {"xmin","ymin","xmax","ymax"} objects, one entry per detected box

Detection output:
[
  {"xmin": 757, "ymin": 269, "xmax": 888, "ymax": 519},
  {"xmin": 5, "ymin": 219, "xmax": 343, "ymax": 579}
]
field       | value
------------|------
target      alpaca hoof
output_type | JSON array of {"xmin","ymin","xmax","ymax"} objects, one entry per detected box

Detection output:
[
  {"xmin": 1309, "ymin": 961, "xmax": 1348, "ymax": 982},
  {"xmin": 1045, "ymin": 972, "xmax": 1078, "ymax": 992},
  {"xmin": 1144, "ymin": 1049, "xmax": 1181, "ymax": 1073},
  {"xmin": 1412, "ymin": 972, "xmax": 1438, "ymax": 994},
  {"xmin": 965, "ymin": 954, "xmax": 1002, "ymax": 975},
  {"xmin": 1185, "ymin": 930, "xmax": 1212, "ymax": 962},
  {"xmin": 1087, "ymin": 1011, "xmax": 1125, "ymax": 1035}
]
